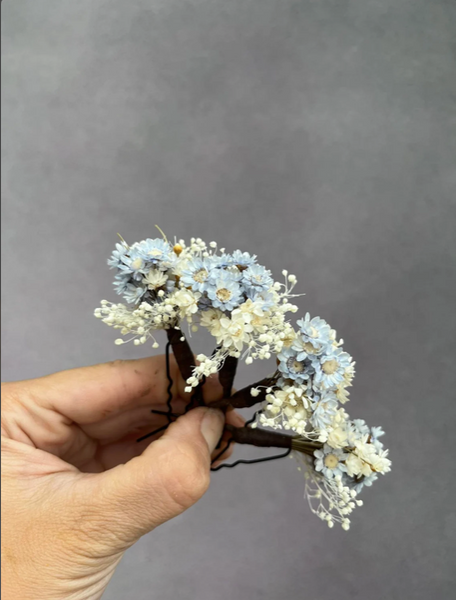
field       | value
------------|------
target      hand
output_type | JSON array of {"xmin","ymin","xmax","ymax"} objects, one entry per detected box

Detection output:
[{"xmin": 1, "ymin": 355, "xmax": 242, "ymax": 600}]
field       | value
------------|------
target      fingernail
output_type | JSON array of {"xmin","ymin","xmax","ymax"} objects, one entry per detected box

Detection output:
[
  {"xmin": 226, "ymin": 408, "xmax": 245, "ymax": 427},
  {"xmin": 230, "ymin": 411, "xmax": 246, "ymax": 427},
  {"xmin": 200, "ymin": 408, "xmax": 225, "ymax": 453}
]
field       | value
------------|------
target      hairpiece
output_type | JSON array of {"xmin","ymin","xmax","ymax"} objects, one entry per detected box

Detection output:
[{"xmin": 95, "ymin": 231, "xmax": 391, "ymax": 530}]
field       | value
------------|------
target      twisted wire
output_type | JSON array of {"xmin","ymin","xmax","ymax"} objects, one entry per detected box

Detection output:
[
  {"xmin": 211, "ymin": 448, "xmax": 292, "ymax": 471},
  {"xmin": 137, "ymin": 341, "xmax": 174, "ymax": 443},
  {"xmin": 211, "ymin": 407, "xmax": 291, "ymax": 470},
  {"xmin": 136, "ymin": 346, "xmax": 292, "ymax": 471}
]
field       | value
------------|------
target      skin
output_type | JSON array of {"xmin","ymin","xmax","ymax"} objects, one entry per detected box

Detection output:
[{"xmin": 1, "ymin": 355, "xmax": 243, "ymax": 600}]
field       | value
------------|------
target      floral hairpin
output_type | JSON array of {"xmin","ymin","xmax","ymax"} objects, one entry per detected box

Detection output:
[{"xmin": 95, "ymin": 229, "xmax": 391, "ymax": 530}]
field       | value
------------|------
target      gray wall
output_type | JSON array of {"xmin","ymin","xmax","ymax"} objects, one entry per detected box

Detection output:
[{"xmin": 2, "ymin": 1, "xmax": 456, "ymax": 599}]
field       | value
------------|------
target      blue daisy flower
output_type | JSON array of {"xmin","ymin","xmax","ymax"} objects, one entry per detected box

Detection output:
[
  {"xmin": 312, "ymin": 347, "xmax": 353, "ymax": 390},
  {"xmin": 207, "ymin": 264, "xmax": 243, "ymax": 286},
  {"xmin": 294, "ymin": 313, "xmax": 332, "ymax": 357},
  {"xmin": 180, "ymin": 257, "xmax": 216, "ymax": 293},
  {"xmin": 215, "ymin": 254, "xmax": 235, "ymax": 268},
  {"xmin": 107, "ymin": 242, "xmax": 130, "ymax": 270},
  {"xmin": 370, "ymin": 426, "xmax": 385, "ymax": 451},
  {"xmin": 245, "ymin": 288, "xmax": 276, "ymax": 310},
  {"xmin": 126, "ymin": 247, "xmax": 152, "ymax": 279},
  {"xmin": 310, "ymin": 392, "xmax": 338, "ymax": 429},
  {"xmin": 131, "ymin": 238, "xmax": 176, "ymax": 270},
  {"xmin": 224, "ymin": 250, "xmax": 257, "ymax": 270},
  {"xmin": 108, "ymin": 244, "xmax": 144, "ymax": 283},
  {"xmin": 370, "ymin": 426, "xmax": 385, "ymax": 440},
  {"xmin": 314, "ymin": 444, "xmax": 348, "ymax": 479},
  {"xmin": 122, "ymin": 283, "xmax": 147, "ymax": 305},
  {"xmin": 277, "ymin": 347, "xmax": 314, "ymax": 384},
  {"xmin": 108, "ymin": 240, "xmax": 169, "ymax": 288},
  {"xmin": 206, "ymin": 255, "xmax": 227, "ymax": 269},
  {"xmin": 352, "ymin": 419, "xmax": 370, "ymax": 436},
  {"xmin": 207, "ymin": 271, "xmax": 244, "ymax": 311},
  {"xmin": 112, "ymin": 271, "xmax": 131, "ymax": 296},
  {"xmin": 242, "ymin": 264, "xmax": 273, "ymax": 293}
]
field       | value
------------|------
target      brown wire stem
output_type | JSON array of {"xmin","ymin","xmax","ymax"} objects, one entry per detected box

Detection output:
[
  {"xmin": 225, "ymin": 424, "xmax": 293, "ymax": 449},
  {"xmin": 210, "ymin": 374, "xmax": 279, "ymax": 409},
  {"xmin": 219, "ymin": 355, "xmax": 238, "ymax": 399},
  {"xmin": 166, "ymin": 327, "xmax": 204, "ymax": 406},
  {"xmin": 137, "ymin": 329, "xmax": 322, "ymax": 470}
]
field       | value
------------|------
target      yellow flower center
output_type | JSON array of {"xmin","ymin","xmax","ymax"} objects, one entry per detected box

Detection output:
[
  {"xmin": 216, "ymin": 288, "xmax": 232, "ymax": 302},
  {"xmin": 193, "ymin": 269, "xmax": 208, "ymax": 283},
  {"xmin": 148, "ymin": 249, "xmax": 163, "ymax": 257},
  {"xmin": 324, "ymin": 454, "xmax": 339, "ymax": 469},
  {"xmin": 322, "ymin": 359, "xmax": 338, "ymax": 375},
  {"xmin": 287, "ymin": 357, "xmax": 304, "ymax": 373},
  {"xmin": 303, "ymin": 341, "xmax": 317, "ymax": 353},
  {"xmin": 131, "ymin": 258, "xmax": 143, "ymax": 270}
]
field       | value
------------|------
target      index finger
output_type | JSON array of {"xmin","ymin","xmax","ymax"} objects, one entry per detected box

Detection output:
[{"xmin": 30, "ymin": 355, "xmax": 223, "ymax": 424}]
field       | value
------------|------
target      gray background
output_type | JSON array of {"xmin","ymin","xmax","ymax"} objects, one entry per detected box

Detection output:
[{"xmin": 2, "ymin": 1, "xmax": 456, "ymax": 599}]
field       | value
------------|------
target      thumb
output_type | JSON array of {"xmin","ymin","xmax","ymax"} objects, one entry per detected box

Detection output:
[{"xmin": 91, "ymin": 407, "xmax": 224, "ymax": 546}]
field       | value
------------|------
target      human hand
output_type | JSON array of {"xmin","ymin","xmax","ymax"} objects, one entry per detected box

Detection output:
[{"xmin": 1, "ymin": 355, "xmax": 242, "ymax": 600}]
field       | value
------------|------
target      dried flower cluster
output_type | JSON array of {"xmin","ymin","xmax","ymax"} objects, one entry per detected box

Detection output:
[{"xmin": 95, "ymin": 232, "xmax": 391, "ymax": 529}]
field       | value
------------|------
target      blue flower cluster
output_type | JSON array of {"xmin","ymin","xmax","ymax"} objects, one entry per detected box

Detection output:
[
  {"xmin": 108, "ymin": 238, "xmax": 177, "ymax": 304},
  {"xmin": 180, "ymin": 250, "xmax": 274, "ymax": 312},
  {"xmin": 277, "ymin": 313, "xmax": 353, "ymax": 425},
  {"xmin": 295, "ymin": 314, "xmax": 332, "ymax": 356},
  {"xmin": 108, "ymin": 240, "xmax": 276, "ymax": 308},
  {"xmin": 278, "ymin": 314, "xmax": 351, "ymax": 387},
  {"xmin": 276, "ymin": 315, "xmax": 332, "ymax": 385}
]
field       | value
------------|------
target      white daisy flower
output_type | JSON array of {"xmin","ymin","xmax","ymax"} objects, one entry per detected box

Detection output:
[{"xmin": 143, "ymin": 269, "xmax": 168, "ymax": 290}]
